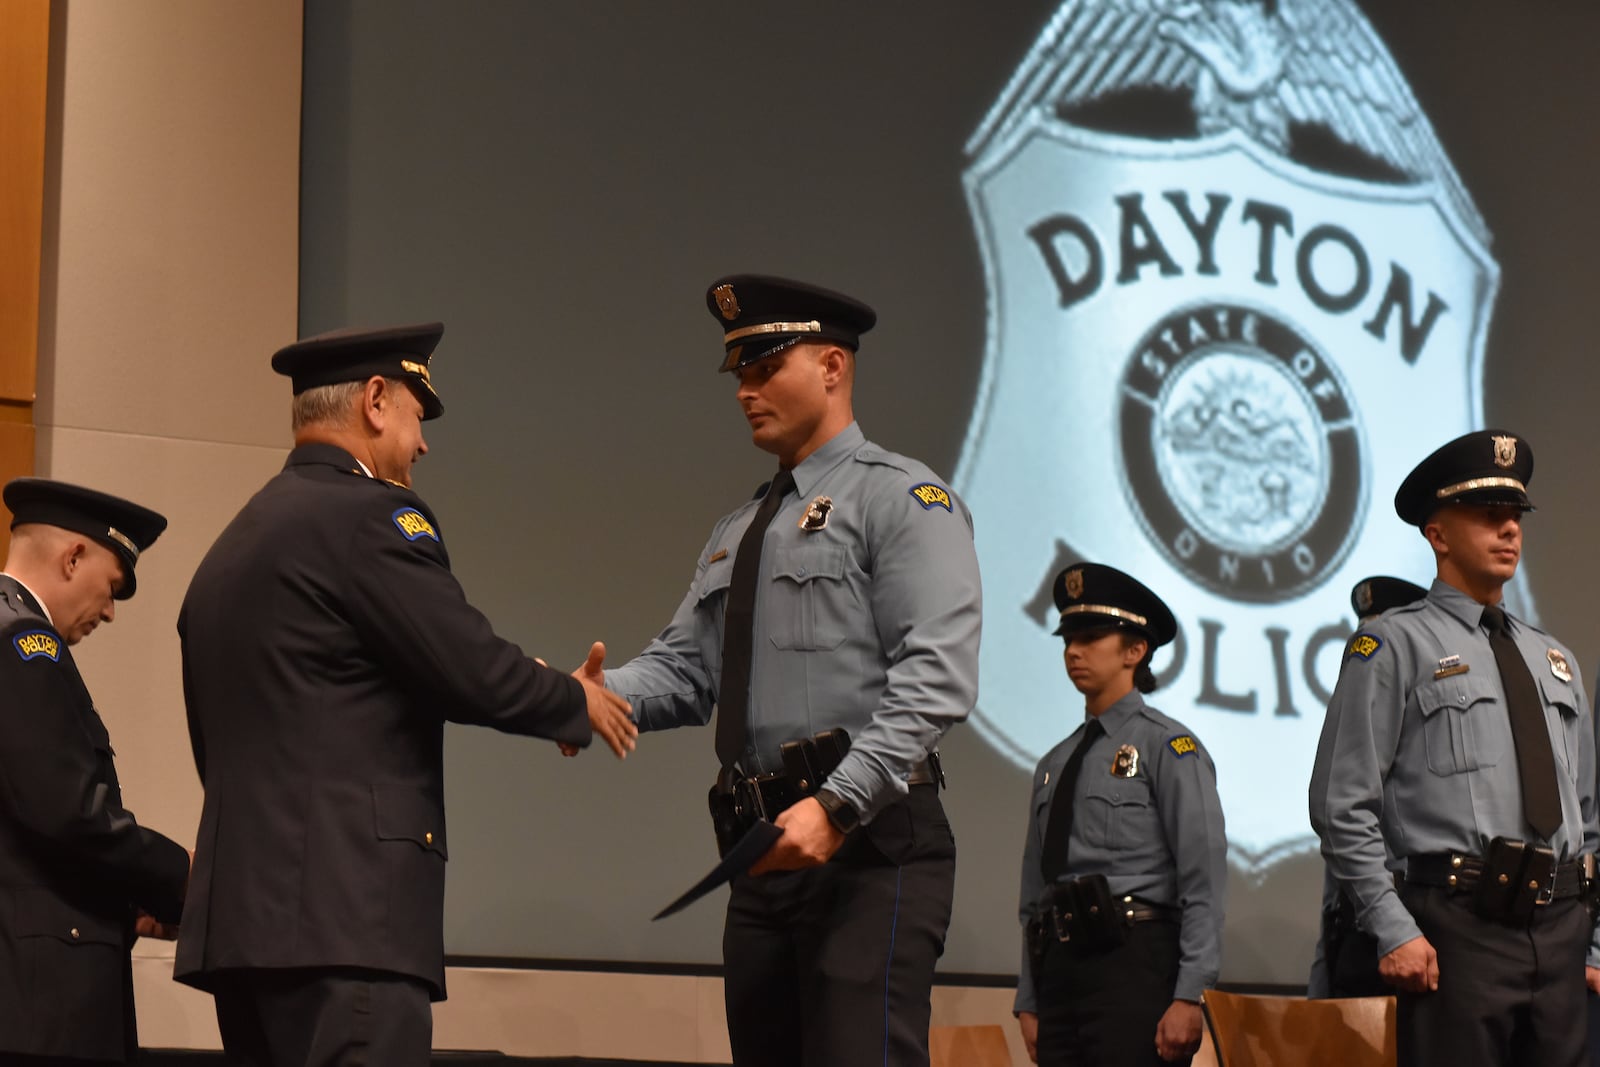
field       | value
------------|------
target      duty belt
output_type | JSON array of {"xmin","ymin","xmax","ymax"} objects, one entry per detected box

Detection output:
[
  {"xmin": 707, "ymin": 727, "xmax": 946, "ymax": 857},
  {"xmin": 1028, "ymin": 874, "xmax": 1177, "ymax": 956},
  {"xmin": 1405, "ymin": 850, "xmax": 1591, "ymax": 903},
  {"xmin": 1404, "ymin": 841, "xmax": 1596, "ymax": 925}
]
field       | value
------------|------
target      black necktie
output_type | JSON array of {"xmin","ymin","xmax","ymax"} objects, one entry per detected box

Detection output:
[
  {"xmin": 1041, "ymin": 718, "xmax": 1105, "ymax": 881},
  {"xmin": 716, "ymin": 470, "xmax": 796, "ymax": 770},
  {"xmin": 1481, "ymin": 604, "xmax": 1562, "ymax": 840}
]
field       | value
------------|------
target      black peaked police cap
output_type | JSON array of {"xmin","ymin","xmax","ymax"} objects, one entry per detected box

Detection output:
[
  {"xmin": 706, "ymin": 274, "xmax": 876, "ymax": 373},
  {"xmin": 1393, "ymin": 429, "xmax": 1533, "ymax": 527},
  {"xmin": 3, "ymin": 478, "xmax": 167, "ymax": 600},
  {"xmin": 271, "ymin": 322, "xmax": 445, "ymax": 420},
  {"xmin": 1051, "ymin": 562, "xmax": 1177, "ymax": 648},
  {"xmin": 1350, "ymin": 576, "xmax": 1428, "ymax": 620}
]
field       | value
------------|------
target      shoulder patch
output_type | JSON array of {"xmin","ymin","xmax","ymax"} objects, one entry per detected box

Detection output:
[
  {"xmin": 13, "ymin": 629, "xmax": 61, "ymax": 663},
  {"xmin": 908, "ymin": 483, "xmax": 953, "ymax": 511},
  {"xmin": 1167, "ymin": 734, "xmax": 1197, "ymax": 758},
  {"xmin": 392, "ymin": 507, "xmax": 439, "ymax": 542},
  {"xmin": 1345, "ymin": 633, "xmax": 1383, "ymax": 661}
]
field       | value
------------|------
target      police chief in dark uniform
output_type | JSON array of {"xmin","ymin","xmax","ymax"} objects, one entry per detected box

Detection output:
[
  {"xmin": 173, "ymin": 324, "xmax": 638, "ymax": 1067},
  {"xmin": 1310, "ymin": 430, "xmax": 1600, "ymax": 1067},
  {"xmin": 598, "ymin": 276, "xmax": 982, "ymax": 1066},
  {"xmin": 0, "ymin": 479, "xmax": 190, "ymax": 1064},
  {"xmin": 1014, "ymin": 564, "xmax": 1226, "ymax": 1067},
  {"xmin": 1307, "ymin": 575, "xmax": 1427, "ymax": 1000}
]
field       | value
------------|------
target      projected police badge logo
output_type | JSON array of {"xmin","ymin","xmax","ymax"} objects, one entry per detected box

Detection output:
[{"xmin": 956, "ymin": 0, "xmax": 1521, "ymax": 865}]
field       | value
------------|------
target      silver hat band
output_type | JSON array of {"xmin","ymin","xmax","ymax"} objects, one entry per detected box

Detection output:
[
  {"xmin": 1435, "ymin": 476, "xmax": 1526, "ymax": 499},
  {"xmin": 104, "ymin": 526, "xmax": 139, "ymax": 561},
  {"xmin": 723, "ymin": 319, "xmax": 822, "ymax": 344},
  {"xmin": 1061, "ymin": 604, "xmax": 1147, "ymax": 627}
]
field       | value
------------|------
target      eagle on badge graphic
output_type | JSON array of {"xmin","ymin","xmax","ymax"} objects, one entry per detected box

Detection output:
[{"xmin": 970, "ymin": 0, "xmax": 1486, "ymax": 245}]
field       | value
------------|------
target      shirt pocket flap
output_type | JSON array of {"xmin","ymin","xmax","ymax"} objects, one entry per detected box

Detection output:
[
  {"xmin": 695, "ymin": 554, "xmax": 734, "ymax": 603},
  {"xmin": 1538, "ymin": 673, "xmax": 1579, "ymax": 716},
  {"xmin": 1083, "ymin": 774, "xmax": 1152, "ymax": 807},
  {"xmin": 1416, "ymin": 673, "xmax": 1498, "ymax": 717},
  {"xmin": 372, "ymin": 785, "xmax": 448, "ymax": 858},
  {"xmin": 14, "ymin": 889, "xmax": 122, "ymax": 946},
  {"xmin": 769, "ymin": 545, "xmax": 846, "ymax": 585}
]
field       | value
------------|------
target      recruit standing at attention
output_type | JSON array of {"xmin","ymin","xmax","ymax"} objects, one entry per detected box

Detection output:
[
  {"xmin": 1310, "ymin": 430, "xmax": 1600, "ymax": 1067},
  {"xmin": 1015, "ymin": 563, "xmax": 1226, "ymax": 1067}
]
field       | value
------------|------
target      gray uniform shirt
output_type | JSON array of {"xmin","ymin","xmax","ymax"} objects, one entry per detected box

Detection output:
[
  {"xmin": 1309, "ymin": 579, "xmax": 1600, "ymax": 964},
  {"xmin": 1014, "ymin": 691, "xmax": 1228, "ymax": 1012},
  {"xmin": 606, "ymin": 422, "xmax": 982, "ymax": 823}
]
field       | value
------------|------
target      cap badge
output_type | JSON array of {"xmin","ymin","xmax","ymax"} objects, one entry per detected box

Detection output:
[
  {"xmin": 1549, "ymin": 648, "xmax": 1573, "ymax": 682},
  {"xmin": 1064, "ymin": 568, "xmax": 1084, "ymax": 599},
  {"xmin": 799, "ymin": 495, "xmax": 833, "ymax": 532},
  {"xmin": 1492, "ymin": 435, "xmax": 1517, "ymax": 469},
  {"xmin": 713, "ymin": 284, "xmax": 740, "ymax": 321},
  {"xmin": 1111, "ymin": 744, "xmax": 1139, "ymax": 778}
]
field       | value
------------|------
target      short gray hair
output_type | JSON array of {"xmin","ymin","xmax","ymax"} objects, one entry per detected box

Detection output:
[{"xmin": 290, "ymin": 380, "xmax": 366, "ymax": 432}]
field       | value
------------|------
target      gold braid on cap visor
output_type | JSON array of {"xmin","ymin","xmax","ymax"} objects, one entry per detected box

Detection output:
[{"xmin": 104, "ymin": 527, "xmax": 138, "ymax": 560}]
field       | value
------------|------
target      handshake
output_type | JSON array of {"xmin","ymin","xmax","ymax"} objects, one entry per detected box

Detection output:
[{"xmin": 554, "ymin": 641, "xmax": 638, "ymax": 760}]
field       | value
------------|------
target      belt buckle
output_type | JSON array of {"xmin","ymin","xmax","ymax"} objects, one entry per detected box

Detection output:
[
  {"xmin": 1051, "ymin": 908, "xmax": 1073, "ymax": 944},
  {"xmin": 1536, "ymin": 853, "xmax": 1559, "ymax": 906}
]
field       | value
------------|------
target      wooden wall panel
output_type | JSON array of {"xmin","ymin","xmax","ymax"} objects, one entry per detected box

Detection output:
[{"xmin": 0, "ymin": 0, "xmax": 50, "ymax": 404}]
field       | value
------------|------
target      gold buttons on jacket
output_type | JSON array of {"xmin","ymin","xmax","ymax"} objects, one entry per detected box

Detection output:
[
  {"xmin": 425, "ymin": 832, "xmax": 434, "ymax": 845},
  {"xmin": 70, "ymin": 928, "xmax": 80, "ymax": 940}
]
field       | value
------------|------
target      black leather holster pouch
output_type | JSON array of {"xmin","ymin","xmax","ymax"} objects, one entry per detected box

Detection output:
[
  {"xmin": 1042, "ymin": 874, "xmax": 1126, "ymax": 951},
  {"xmin": 1472, "ymin": 836, "xmax": 1556, "ymax": 923},
  {"xmin": 707, "ymin": 729, "xmax": 851, "ymax": 858}
]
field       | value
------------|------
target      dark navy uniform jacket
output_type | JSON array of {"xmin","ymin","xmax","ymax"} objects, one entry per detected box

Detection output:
[
  {"xmin": 174, "ymin": 443, "xmax": 591, "ymax": 1000},
  {"xmin": 0, "ymin": 575, "xmax": 189, "ymax": 1060}
]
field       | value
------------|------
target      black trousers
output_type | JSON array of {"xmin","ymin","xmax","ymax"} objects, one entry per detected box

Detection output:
[
  {"xmin": 1034, "ymin": 919, "xmax": 1184, "ymax": 1067},
  {"xmin": 1397, "ymin": 883, "xmax": 1589, "ymax": 1067},
  {"xmin": 212, "ymin": 967, "xmax": 432, "ymax": 1067},
  {"xmin": 721, "ymin": 785, "xmax": 955, "ymax": 1067}
]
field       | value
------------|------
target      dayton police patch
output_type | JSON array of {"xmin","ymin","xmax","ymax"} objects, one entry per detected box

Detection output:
[
  {"xmin": 392, "ymin": 507, "xmax": 439, "ymax": 542},
  {"xmin": 1346, "ymin": 633, "xmax": 1383, "ymax": 661},
  {"xmin": 1167, "ymin": 734, "xmax": 1197, "ymax": 759},
  {"xmin": 13, "ymin": 630, "xmax": 60, "ymax": 662},
  {"xmin": 909, "ymin": 483, "xmax": 953, "ymax": 511}
]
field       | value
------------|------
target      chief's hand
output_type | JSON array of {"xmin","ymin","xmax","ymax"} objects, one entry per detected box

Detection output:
[
  {"xmin": 1154, "ymin": 1000, "xmax": 1203, "ymax": 1061},
  {"xmin": 1587, "ymin": 965, "xmax": 1600, "ymax": 995},
  {"xmin": 748, "ymin": 796, "xmax": 844, "ymax": 874},
  {"xmin": 575, "ymin": 642, "xmax": 637, "ymax": 759},
  {"xmin": 134, "ymin": 911, "xmax": 178, "ymax": 941},
  {"xmin": 1017, "ymin": 1011, "xmax": 1039, "ymax": 1063},
  {"xmin": 1379, "ymin": 935, "xmax": 1439, "ymax": 993}
]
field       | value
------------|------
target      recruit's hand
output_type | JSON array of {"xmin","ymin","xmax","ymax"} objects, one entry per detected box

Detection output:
[
  {"xmin": 575, "ymin": 642, "xmax": 637, "ymax": 759},
  {"xmin": 1155, "ymin": 1000, "xmax": 1203, "ymax": 1061},
  {"xmin": 1380, "ymin": 935, "xmax": 1439, "ymax": 993},
  {"xmin": 748, "ymin": 796, "xmax": 845, "ymax": 874},
  {"xmin": 1587, "ymin": 966, "xmax": 1600, "ymax": 995},
  {"xmin": 1017, "ymin": 1011, "xmax": 1039, "ymax": 1063},
  {"xmin": 134, "ymin": 911, "xmax": 178, "ymax": 941}
]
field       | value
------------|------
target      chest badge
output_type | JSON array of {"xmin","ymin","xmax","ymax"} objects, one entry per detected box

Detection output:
[
  {"xmin": 799, "ymin": 495, "xmax": 833, "ymax": 532},
  {"xmin": 1111, "ymin": 744, "xmax": 1139, "ymax": 778},
  {"xmin": 1549, "ymin": 648, "xmax": 1573, "ymax": 683}
]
